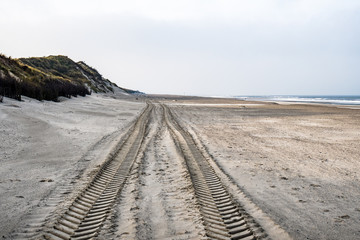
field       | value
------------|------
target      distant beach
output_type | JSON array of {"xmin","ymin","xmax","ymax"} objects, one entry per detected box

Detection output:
[{"xmin": 235, "ymin": 95, "xmax": 360, "ymax": 105}]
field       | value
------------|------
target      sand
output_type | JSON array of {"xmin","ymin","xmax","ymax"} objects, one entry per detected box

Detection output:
[
  {"xmin": 165, "ymin": 98, "xmax": 360, "ymax": 239},
  {"xmin": 1, "ymin": 94, "xmax": 359, "ymax": 239},
  {"xmin": 0, "ymin": 94, "xmax": 145, "ymax": 237},
  {"xmin": 97, "ymin": 105, "xmax": 206, "ymax": 239}
]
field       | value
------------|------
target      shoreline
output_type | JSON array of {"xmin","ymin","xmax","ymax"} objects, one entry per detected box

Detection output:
[{"xmin": 147, "ymin": 93, "xmax": 360, "ymax": 109}]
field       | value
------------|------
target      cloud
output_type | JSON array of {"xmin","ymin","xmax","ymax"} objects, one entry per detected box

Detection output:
[{"xmin": 1, "ymin": 0, "xmax": 360, "ymax": 95}]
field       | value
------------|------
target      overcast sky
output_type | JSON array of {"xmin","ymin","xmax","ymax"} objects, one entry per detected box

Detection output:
[{"xmin": 1, "ymin": 0, "xmax": 360, "ymax": 96}]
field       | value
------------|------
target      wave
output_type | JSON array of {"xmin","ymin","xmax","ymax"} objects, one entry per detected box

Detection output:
[{"xmin": 234, "ymin": 96, "xmax": 360, "ymax": 105}]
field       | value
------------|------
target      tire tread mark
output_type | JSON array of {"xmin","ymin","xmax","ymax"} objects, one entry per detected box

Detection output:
[
  {"xmin": 164, "ymin": 105, "xmax": 257, "ymax": 240},
  {"xmin": 44, "ymin": 103, "xmax": 153, "ymax": 240}
]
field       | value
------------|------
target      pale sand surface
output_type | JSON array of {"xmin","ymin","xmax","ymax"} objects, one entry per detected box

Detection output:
[
  {"xmin": 0, "ymin": 94, "xmax": 145, "ymax": 237},
  {"xmin": 165, "ymin": 97, "xmax": 360, "ymax": 240},
  {"xmin": 98, "ymin": 106, "xmax": 206, "ymax": 239},
  {"xmin": 1, "ymin": 94, "xmax": 360, "ymax": 239}
]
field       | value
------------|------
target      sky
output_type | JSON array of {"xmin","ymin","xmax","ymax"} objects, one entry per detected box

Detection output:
[{"xmin": 1, "ymin": 0, "xmax": 360, "ymax": 96}]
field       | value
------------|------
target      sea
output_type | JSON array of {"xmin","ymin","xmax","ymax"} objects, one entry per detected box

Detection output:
[{"xmin": 233, "ymin": 95, "xmax": 360, "ymax": 105}]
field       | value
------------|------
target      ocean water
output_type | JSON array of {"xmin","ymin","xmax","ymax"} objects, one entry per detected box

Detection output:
[{"xmin": 234, "ymin": 95, "xmax": 360, "ymax": 105}]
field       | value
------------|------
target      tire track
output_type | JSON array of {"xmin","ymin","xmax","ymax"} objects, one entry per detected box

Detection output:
[
  {"xmin": 44, "ymin": 103, "xmax": 153, "ymax": 240},
  {"xmin": 164, "ymin": 104, "xmax": 260, "ymax": 240},
  {"xmin": 133, "ymin": 105, "xmax": 204, "ymax": 239},
  {"xmin": 95, "ymin": 104, "xmax": 206, "ymax": 239}
]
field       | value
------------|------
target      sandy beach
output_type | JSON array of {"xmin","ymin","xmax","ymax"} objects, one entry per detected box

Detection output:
[
  {"xmin": 1, "ymin": 94, "xmax": 359, "ymax": 239},
  {"xmin": 0, "ymin": 94, "xmax": 145, "ymax": 238},
  {"xmin": 165, "ymin": 97, "xmax": 360, "ymax": 239}
]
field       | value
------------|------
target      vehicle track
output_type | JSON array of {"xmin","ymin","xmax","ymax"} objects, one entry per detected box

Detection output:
[
  {"xmin": 164, "ymin": 104, "xmax": 259, "ymax": 240},
  {"xmin": 44, "ymin": 103, "xmax": 153, "ymax": 240}
]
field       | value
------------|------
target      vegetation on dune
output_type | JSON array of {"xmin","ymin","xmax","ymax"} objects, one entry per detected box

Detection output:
[
  {"xmin": 0, "ymin": 53, "xmax": 139, "ymax": 102},
  {"xmin": 19, "ymin": 55, "xmax": 115, "ymax": 94},
  {"xmin": 0, "ymin": 54, "xmax": 90, "ymax": 101},
  {"xmin": 20, "ymin": 56, "xmax": 88, "ymax": 84}
]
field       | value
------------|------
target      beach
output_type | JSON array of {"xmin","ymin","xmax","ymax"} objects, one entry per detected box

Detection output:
[
  {"xmin": 165, "ymin": 97, "xmax": 360, "ymax": 239},
  {"xmin": 1, "ymin": 94, "xmax": 359, "ymax": 239},
  {"xmin": 0, "ymin": 94, "xmax": 145, "ymax": 238}
]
